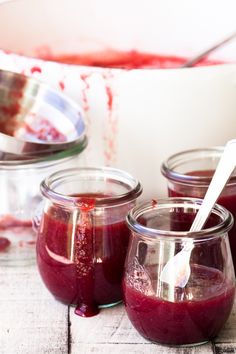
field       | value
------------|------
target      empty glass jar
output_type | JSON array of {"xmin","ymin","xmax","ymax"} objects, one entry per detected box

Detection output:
[
  {"xmin": 123, "ymin": 197, "xmax": 235, "ymax": 346},
  {"xmin": 0, "ymin": 142, "xmax": 86, "ymax": 266}
]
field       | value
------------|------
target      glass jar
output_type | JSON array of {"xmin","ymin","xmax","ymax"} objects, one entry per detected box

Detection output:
[
  {"xmin": 0, "ymin": 140, "xmax": 87, "ymax": 266},
  {"xmin": 161, "ymin": 147, "xmax": 236, "ymax": 272},
  {"xmin": 123, "ymin": 198, "xmax": 235, "ymax": 346},
  {"xmin": 36, "ymin": 166, "xmax": 142, "ymax": 317}
]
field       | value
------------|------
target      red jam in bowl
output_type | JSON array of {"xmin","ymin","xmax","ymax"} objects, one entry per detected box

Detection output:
[{"xmin": 42, "ymin": 50, "xmax": 224, "ymax": 69}]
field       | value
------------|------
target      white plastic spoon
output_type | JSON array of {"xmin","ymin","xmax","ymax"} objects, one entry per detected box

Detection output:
[{"xmin": 160, "ymin": 139, "xmax": 236, "ymax": 288}]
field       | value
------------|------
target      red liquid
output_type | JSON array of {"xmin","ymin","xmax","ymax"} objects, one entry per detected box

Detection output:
[
  {"xmin": 22, "ymin": 116, "xmax": 66, "ymax": 143},
  {"xmin": 0, "ymin": 215, "xmax": 33, "ymax": 253},
  {"xmin": 36, "ymin": 199, "xmax": 131, "ymax": 317},
  {"xmin": 42, "ymin": 50, "xmax": 224, "ymax": 69},
  {"xmin": 0, "ymin": 237, "xmax": 10, "ymax": 252},
  {"xmin": 168, "ymin": 170, "xmax": 236, "ymax": 271},
  {"xmin": 123, "ymin": 265, "xmax": 235, "ymax": 345}
]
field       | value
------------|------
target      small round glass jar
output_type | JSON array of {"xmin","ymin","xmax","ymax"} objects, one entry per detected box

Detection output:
[
  {"xmin": 123, "ymin": 197, "xmax": 235, "ymax": 346},
  {"xmin": 0, "ymin": 140, "xmax": 86, "ymax": 266},
  {"xmin": 36, "ymin": 166, "xmax": 142, "ymax": 317},
  {"xmin": 161, "ymin": 147, "xmax": 236, "ymax": 271}
]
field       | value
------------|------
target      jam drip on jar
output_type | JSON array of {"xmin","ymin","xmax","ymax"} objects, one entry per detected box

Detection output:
[
  {"xmin": 73, "ymin": 197, "xmax": 99, "ymax": 317},
  {"xmin": 36, "ymin": 193, "xmax": 131, "ymax": 317}
]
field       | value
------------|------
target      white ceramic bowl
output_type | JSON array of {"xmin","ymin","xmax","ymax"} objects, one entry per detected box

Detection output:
[{"xmin": 0, "ymin": 0, "xmax": 236, "ymax": 197}]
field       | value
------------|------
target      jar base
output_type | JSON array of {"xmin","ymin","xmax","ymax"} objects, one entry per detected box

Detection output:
[
  {"xmin": 72, "ymin": 299, "xmax": 123, "ymax": 317},
  {"xmin": 0, "ymin": 227, "xmax": 36, "ymax": 267},
  {"xmin": 55, "ymin": 297, "xmax": 123, "ymax": 311},
  {"xmin": 150, "ymin": 340, "xmax": 209, "ymax": 348},
  {"xmin": 99, "ymin": 300, "xmax": 122, "ymax": 309},
  {"xmin": 142, "ymin": 334, "xmax": 210, "ymax": 348}
]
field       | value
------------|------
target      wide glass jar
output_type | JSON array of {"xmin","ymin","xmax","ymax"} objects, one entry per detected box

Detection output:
[
  {"xmin": 123, "ymin": 198, "xmax": 235, "ymax": 346},
  {"xmin": 0, "ymin": 141, "xmax": 86, "ymax": 266},
  {"xmin": 161, "ymin": 147, "xmax": 236, "ymax": 272},
  {"xmin": 36, "ymin": 167, "xmax": 142, "ymax": 317}
]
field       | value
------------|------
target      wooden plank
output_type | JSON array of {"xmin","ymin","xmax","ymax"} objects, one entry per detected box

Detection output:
[
  {"xmin": 70, "ymin": 304, "xmax": 214, "ymax": 353},
  {"xmin": 215, "ymin": 298, "xmax": 236, "ymax": 344},
  {"xmin": 73, "ymin": 343, "xmax": 214, "ymax": 354},
  {"xmin": 214, "ymin": 344, "xmax": 236, "ymax": 354},
  {"xmin": 1, "ymin": 263, "xmax": 235, "ymax": 354},
  {"xmin": 70, "ymin": 305, "xmax": 146, "ymax": 345},
  {"xmin": 0, "ymin": 265, "xmax": 68, "ymax": 354}
]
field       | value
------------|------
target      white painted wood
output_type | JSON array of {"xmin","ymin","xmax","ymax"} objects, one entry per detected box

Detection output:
[
  {"xmin": 72, "ymin": 343, "xmax": 214, "ymax": 354},
  {"xmin": 0, "ymin": 265, "xmax": 68, "ymax": 354},
  {"xmin": 70, "ymin": 304, "xmax": 214, "ymax": 353},
  {"xmin": 215, "ymin": 298, "xmax": 236, "ymax": 343},
  {"xmin": 70, "ymin": 304, "xmax": 148, "ymax": 345},
  {"xmin": 214, "ymin": 344, "xmax": 236, "ymax": 354},
  {"xmin": 0, "ymin": 264, "xmax": 236, "ymax": 354}
]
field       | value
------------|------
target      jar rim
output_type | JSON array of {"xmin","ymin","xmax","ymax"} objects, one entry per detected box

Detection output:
[
  {"xmin": 41, "ymin": 166, "xmax": 143, "ymax": 207},
  {"xmin": 0, "ymin": 136, "xmax": 87, "ymax": 170},
  {"xmin": 161, "ymin": 146, "xmax": 236, "ymax": 186},
  {"xmin": 126, "ymin": 197, "xmax": 233, "ymax": 241}
]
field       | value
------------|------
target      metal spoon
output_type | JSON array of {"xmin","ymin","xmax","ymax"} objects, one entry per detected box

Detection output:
[
  {"xmin": 0, "ymin": 69, "xmax": 86, "ymax": 158},
  {"xmin": 160, "ymin": 139, "xmax": 236, "ymax": 288},
  {"xmin": 182, "ymin": 31, "xmax": 236, "ymax": 67}
]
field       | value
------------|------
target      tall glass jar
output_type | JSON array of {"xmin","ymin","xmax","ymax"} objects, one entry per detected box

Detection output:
[
  {"xmin": 123, "ymin": 198, "xmax": 235, "ymax": 346},
  {"xmin": 36, "ymin": 167, "xmax": 142, "ymax": 317},
  {"xmin": 161, "ymin": 147, "xmax": 236, "ymax": 271},
  {"xmin": 0, "ymin": 140, "xmax": 87, "ymax": 266}
]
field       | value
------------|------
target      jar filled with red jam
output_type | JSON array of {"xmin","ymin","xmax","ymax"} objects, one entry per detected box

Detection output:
[
  {"xmin": 0, "ymin": 142, "xmax": 86, "ymax": 266},
  {"xmin": 123, "ymin": 198, "xmax": 235, "ymax": 346},
  {"xmin": 36, "ymin": 167, "xmax": 142, "ymax": 317},
  {"xmin": 161, "ymin": 147, "xmax": 236, "ymax": 272}
]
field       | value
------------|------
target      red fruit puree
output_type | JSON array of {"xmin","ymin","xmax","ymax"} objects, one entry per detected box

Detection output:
[
  {"xmin": 0, "ymin": 237, "xmax": 10, "ymax": 251},
  {"xmin": 43, "ymin": 49, "xmax": 224, "ymax": 69},
  {"xmin": 36, "ymin": 196, "xmax": 131, "ymax": 317},
  {"xmin": 0, "ymin": 215, "xmax": 32, "ymax": 253},
  {"xmin": 168, "ymin": 170, "xmax": 236, "ymax": 271},
  {"xmin": 22, "ymin": 115, "xmax": 66, "ymax": 143},
  {"xmin": 123, "ymin": 265, "xmax": 235, "ymax": 345}
]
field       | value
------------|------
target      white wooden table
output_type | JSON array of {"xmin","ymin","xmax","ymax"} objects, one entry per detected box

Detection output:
[{"xmin": 0, "ymin": 264, "xmax": 235, "ymax": 354}]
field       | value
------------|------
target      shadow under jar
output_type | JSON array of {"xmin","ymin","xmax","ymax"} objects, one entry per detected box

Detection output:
[
  {"xmin": 123, "ymin": 198, "xmax": 235, "ymax": 346},
  {"xmin": 36, "ymin": 167, "xmax": 142, "ymax": 317},
  {"xmin": 161, "ymin": 147, "xmax": 236, "ymax": 272}
]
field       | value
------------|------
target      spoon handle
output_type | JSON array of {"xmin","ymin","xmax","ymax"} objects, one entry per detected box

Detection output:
[
  {"xmin": 190, "ymin": 139, "xmax": 236, "ymax": 232},
  {"xmin": 182, "ymin": 31, "xmax": 236, "ymax": 68}
]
